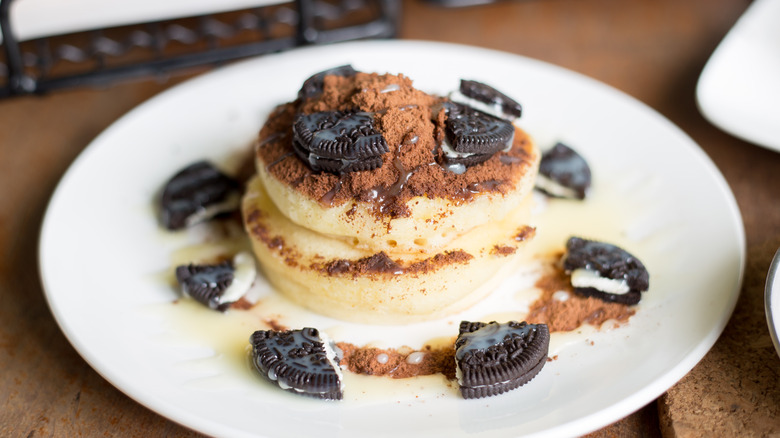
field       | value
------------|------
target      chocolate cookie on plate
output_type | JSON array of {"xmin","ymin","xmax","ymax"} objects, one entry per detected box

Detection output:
[
  {"xmin": 455, "ymin": 320, "xmax": 550, "ymax": 399},
  {"xmin": 563, "ymin": 236, "xmax": 649, "ymax": 305},
  {"xmin": 250, "ymin": 327, "xmax": 344, "ymax": 400}
]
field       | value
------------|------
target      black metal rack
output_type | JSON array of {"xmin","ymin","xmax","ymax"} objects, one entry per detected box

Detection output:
[{"xmin": 0, "ymin": 0, "xmax": 399, "ymax": 99}]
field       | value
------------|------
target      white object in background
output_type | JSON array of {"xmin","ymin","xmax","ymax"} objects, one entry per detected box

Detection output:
[
  {"xmin": 0, "ymin": 0, "xmax": 280, "ymax": 43},
  {"xmin": 696, "ymin": 0, "xmax": 780, "ymax": 153}
]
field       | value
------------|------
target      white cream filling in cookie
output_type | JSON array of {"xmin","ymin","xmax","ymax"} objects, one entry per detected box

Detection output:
[
  {"xmin": 263, "ymin": 331, "xmax": 344, "ymax": 394},
  {"xmin": 449, "ymin": 90, "xmax": 519, "ymax": 123},
  {"xmin": 571, "ymin": 268, "xmax": 630, "ymax": 294},
  {"xmin": 441, "ymin": 137, "xmax": 476, "ymax": 159},
  {"xmin": 440, "ymin": 131, "xmax": 514, "ymax": 176},
  {"xmin": 534, "ymin": 173, "xmax": 580, "ymax": 199},
  {"xmin": 320, "ymin": 331, "xmax": 345, "ymax": 392},
  {"xmin": 184, "ymin": 191, "xmax": 242, "ymax": 228},
  {"xmin": 220, "ymin": 251, "xmax": 257, "ymax": 303}
]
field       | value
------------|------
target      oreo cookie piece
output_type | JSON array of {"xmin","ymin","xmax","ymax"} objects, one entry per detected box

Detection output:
[
  {"xmin": 250, "ymin": 327, "xmax": 344, "ymax": 400},
  {"xmin": 455, "ymin": 320, "xmax": 550, "ymax": 399},
  {"xmin": 175, "ymin": 252, "xmax": 257, "ymax": 311},
  {"xmin": 563, "ymin": 237, "xmax": 649, "ymax": 305},
  {"xmin": 451, "ymin": 80, "xmax": 523, "ymax": 121},
  {"xmin": 441, "ymin": 102, "xmax": 515, "ymax": 167},
  {"xmin": 293, "ymin": 110, "xmax": 389, "ymax": 174},
  {"xmin": 298, "ymin": 65, "xmax": 358, "ymax": 100},
  {"xmin": 160, "ymin": 161, "xmax": 241, "ymax": 230},
  {"xmin": 536, "ymin": 143, "xmax": 591, "ymax": 200}
]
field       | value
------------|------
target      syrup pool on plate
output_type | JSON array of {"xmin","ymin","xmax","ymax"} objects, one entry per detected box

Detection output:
[{"xmin": 140, "ymin": 149, "xmax": 670, "ymax": 402}]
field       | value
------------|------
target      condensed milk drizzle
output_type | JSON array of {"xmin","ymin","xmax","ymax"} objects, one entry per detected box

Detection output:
[
  {"xmin": 320, "ymin": 178, "xmax": 343, "ymax": 205},
  {"xmin": 444, "ymin": 162, "xmax": 467, "ymax": 175},
  {"xmin": 258, "ymin": 132, "xmax": 287, "ymax": 148},
  {"xmin": 455, "ymin": 322, "xmax": 533, "ymax": 360},
  {"xmin": 265, "ymin": 151, "xmax": 294, "ymax": 171},
  {"xmin": 450, "ymin": 179, "xmax": 506, "ymax": 204},
  {"xmin": 381, "ymin": 83, "xmax": 401, "ymax": 93},
  {"xmin": 499, "ymin": 154, "xmax": 525, "ymax": 165},
  {"xmin": 290, "ymin": 171, "xmax": 312, "ymax": 188},
  {"xmin": 366, "ymin": 133, "xmax": 420, "ymax": 214}
]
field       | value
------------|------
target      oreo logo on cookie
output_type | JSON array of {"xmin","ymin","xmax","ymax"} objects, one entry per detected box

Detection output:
[
  {"xmin": 441, "ymin": 102, "xmax": 515, "ymax": 168},
  {"xmin": 536, "ymin": 143, "xmax": 592, "ymax": 200},
  {"xmin": 299, "ymin": 65, "xmax": 358, "ymax": 100},
  {"xmin": 293, "ymin": 110, "xmax": 389, "ymax": 174},
  {"xmin": 455, "ymin": 320, "xmax": 550, "ymax": 399},
  {"xmin": 250, "ymin": 327, "xmax": 344, "ymax": 400},
  {"xmin": 563, "ymin": 237, "xmax": 649, "ymax": 305}
]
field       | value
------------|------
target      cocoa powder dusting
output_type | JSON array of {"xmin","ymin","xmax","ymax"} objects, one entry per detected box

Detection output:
[
  {"xmin": 526, "ymin": 260, "xmax": 635, "ymax": 332},
  {"xmin": 247, "ymin": 203, "xmax": 472, "ymax": 277},
  {"xmin": 229, "ymin": 297, "xmax": 253, "ymax": 310},
  {"xmin": 337, "ymin": 342, "xmax": 457, "ymax": 380},
  {"xmin": 491, "ymin": 245, "xmax": 517, "ymax": 256},
  {"xmin": 255, "ymin": 72, "xmax": 536, "ymax": 216},
  {"xmin": 514, "ymin": 225, "xmax": 536, "ymax": 242},
  {"xmin": 244, "ymin": 209, "xmax": 300, "ymax": 267},
  {"xmin": 312, "ymin": 250, "xmax": 473, "ymax": 278},
  {"xmin": 264, "ymin": 319, "xmax": 287, "ymax": 331}
]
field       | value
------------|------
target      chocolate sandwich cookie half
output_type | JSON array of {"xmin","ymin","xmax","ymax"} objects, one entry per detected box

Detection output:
[
  {"xmin": 449, "ymin": 79, "xmax": 523, "ymax": 121},
  {"xmin": 563, "ymin": 237, "xmax": 649, "ymax": 305},
  {"xmin": 250, "ymin": 327, "xmax": 344, "ymax": 400},
  {"xmin": 160, "ymin": 161, "xmax": 241, "ymax": 230},
  {"xmin": 441, "ymin": 102, "xmax": 515, "ymax": 168},
  {"xmin": 455, "ymin": 320, "xmax": 550, "ymax": 399},
  {"xmin": 175, "ymin": 252, "xmax": 257, "ymax": 311},
  {"xmin": 298, "ymin": 65, "xmax": 358, "ymax": 100},
  {"xmin": 536, "ymin": 143, "xmax": 591, "ymax": 200}
]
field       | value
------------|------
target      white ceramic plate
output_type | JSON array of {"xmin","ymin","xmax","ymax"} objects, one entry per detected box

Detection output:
[
  {"xmin": 766, "ymin": 248, "xmax": 780, "ymax": 358},
  {"xmin": 696, "ymin": 0, "xmax": 780, "ymax": 153},
  {"xmin": 39, "ymin": 40, "xmax": 745, "ymax": 437}
]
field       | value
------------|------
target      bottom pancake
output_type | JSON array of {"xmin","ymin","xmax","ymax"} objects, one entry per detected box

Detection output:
[{"xmin": 242, "ymin": 176, "xmax": 536, "ymax": 324}]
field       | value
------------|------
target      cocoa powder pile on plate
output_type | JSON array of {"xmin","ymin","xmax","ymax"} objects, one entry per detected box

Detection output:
[
  {"xmin": 526, "ymin": 260, "xmax": 635, "ymax": 332},
  {"xmin": 337, "ymin": 342, "xmax": 457, "ymax": 380}
]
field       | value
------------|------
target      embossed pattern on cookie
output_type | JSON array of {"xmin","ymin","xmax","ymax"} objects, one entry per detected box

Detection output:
[
  {"xmin": 250, "ymin": 327, "xmax": 344, "ymax": 400},
  {"xmin": 455, "ymin": 320, "xmax": 550, "ymax": 399},
  {"xmin": 441, "ymin": 102, "xmax": 515, "ymax": 167},
  {"xmin": 293, "ymin": 110, "xmax": 389, "ymax": 174}
]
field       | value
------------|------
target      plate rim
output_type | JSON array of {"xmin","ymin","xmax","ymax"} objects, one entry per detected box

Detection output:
[{"xmin": 766, "ymin": 247, "xmax": 780, "ymax": 358}]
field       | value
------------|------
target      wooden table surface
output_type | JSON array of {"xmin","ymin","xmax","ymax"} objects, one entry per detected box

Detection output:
[{"xmin": 2, "ymin": 0, "xmax": 779, "ymax": 436}]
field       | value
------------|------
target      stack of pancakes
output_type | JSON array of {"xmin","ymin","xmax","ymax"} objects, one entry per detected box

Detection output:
[{"xmin": 242, "ymin": 68, "xmax": 539, "ymax": 323}]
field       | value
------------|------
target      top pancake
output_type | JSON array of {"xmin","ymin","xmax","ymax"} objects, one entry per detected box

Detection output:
[{"xmin": 254, "ymin": 72, "xmax": 539, "ymax": 254}]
